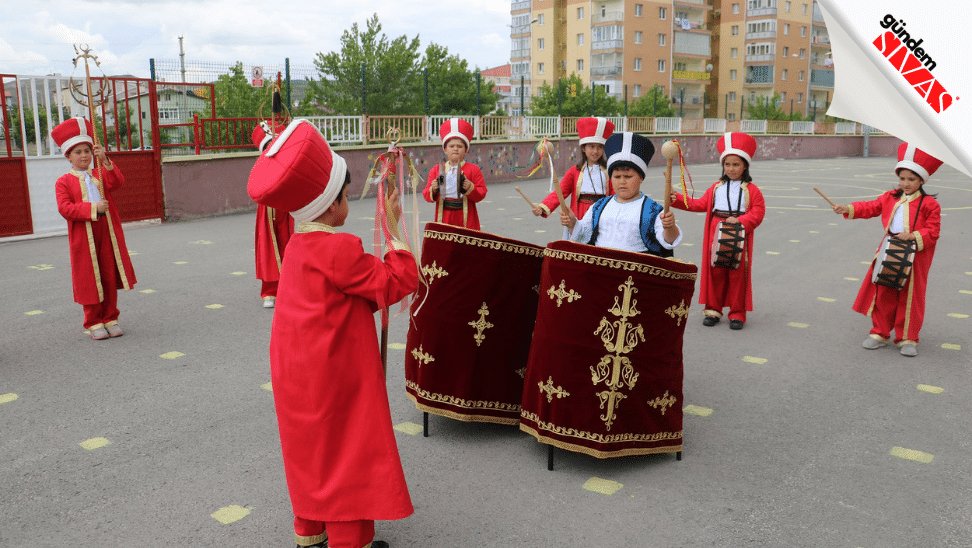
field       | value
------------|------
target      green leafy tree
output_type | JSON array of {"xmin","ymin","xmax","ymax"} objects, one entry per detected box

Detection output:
[
  {"xmin": 529, "ymin": 74, "xmax": 621, "ymax": 116},
  {"xmin": 9, "ymin": 106, "xmax": 70, "ymax": 148},
  {"xmin": 304, "ymin": 14, "xmax": 422, "ymax": 115},
  {"xmin": 202, "ymin": 62, "xmax": 266, "ymax": 119},
  {"xmin": 628, "ymin": 84, "xmax": 676, "ymax": 117},
  {"xmin": 420, "ymin": 43, "xmax": 498, "ymax": 115},
  {"xmin": 106, "ymin": 104, "xmax": 141, "ymax": 149},
  {"xmin": 746, "ymin": 93, "xmax": 804, "ymax": 120}
]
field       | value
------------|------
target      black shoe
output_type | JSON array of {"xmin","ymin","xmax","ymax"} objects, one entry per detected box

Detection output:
[
  {"xmin": 702, "ymin": 316, "xmax": 720, "ymax": 327},
  {"xmin": 371, "ymin": 542, "xmax": 389, "ymax": 548},
  {"xmin": 729, "ymin": 319, "xmax": 744, "ymax": 330}
]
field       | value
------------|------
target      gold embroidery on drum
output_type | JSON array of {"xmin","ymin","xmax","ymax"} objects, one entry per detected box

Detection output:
[
  {"xmin": 410, "ymin": 345, "xmax": 435, "ymax": 366},
  {"xmin": 591, "ymin": 276, "xmax": 644, "ymax": 431},
  {"xmin": 520, "ymin": 411, "xmax": 681, "ymax": 444},
  {"xmin": 647, "ymin": 390, "xmax": 677, "ymax": 415},
  {"xmin": 544, "ymin": 248, "xmax": 697, "ymax": 281},
  {"xmin": 538, "ymin": 376, "xmax": 571, "ymax": 403},
  {"xmin": 423, "ymin": 230, "xmax": 545, "ymax": 257},
  {"xmin": 664, "ymin": 299, "xmax": 690, "ymax": 326},
  {"xmin": 516, "ymin": 367, "xmax": 527, "ymax": 378},
  {"xmin": 469, "ymin": 303, "xmax": 494, "ymax": 346},
  {"xmin": 547, "ymin": 280, "xmax": 582, "ymax": 307},
  {"xmin": 422, "ymin": 261, "xmax": 449, "ymax": 283},
  {"xmin": 406, "ymin": 380, "xmax": 520, "ymax": 412}
]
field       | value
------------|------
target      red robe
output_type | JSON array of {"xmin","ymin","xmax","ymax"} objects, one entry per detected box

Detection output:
[
  {"xmin": 254, "ymin": 205, "xmax": 294, "ymax": 282},
  {"xmin": 672, "ymin": 181, "xmax": 765, "ymax": 316},
  {"xmin": 422, "ymin": 161, "xmax": 487, "ymax": 230},
  {"xmin": 55, "ymin": 165, "xmax": 137, "ymax": 305},
  {"xmin": 846, "ymin": 190, "xmax": 940, "ymax": 343},
  {"xmin": 270, "ymin": 224, "xmax": 417, "ymax": 522},
  {"xmin": 538, "ymin": 164, "xmax": 614, "ymax": 219}
]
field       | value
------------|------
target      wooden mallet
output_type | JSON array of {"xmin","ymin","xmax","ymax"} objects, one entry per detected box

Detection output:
[
  {"xmin": 661, "ymin": 140, "xmax": 679, "ymax": 213},
  {"xmin": 814, "ymin": 187, "xmax": 838, "ymax": 209},
  {"xmin": 515, "ymin": 186, "xmax": 537, "ymax": 209}
]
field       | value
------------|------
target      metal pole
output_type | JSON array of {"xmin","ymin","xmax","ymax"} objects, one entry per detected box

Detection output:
[
  {"xmin": 725, "ymin": 93, "xmax": 728, "ymax": 119},
  {"xmin": 150, "ymin": 59, "xmax": 156, "ymax": 81},
  {"xmin": 863, "ymin": 124, "xmax": 871, "ymax": 157},
  {"xmin": 285, "ymin": 58, "xmax": 292, "ymax": 111},
  {"xmin": 178, "ymin": 36, "xmax": 186, "ymax": 81},
  {"xmin": 520, "ymin": 75, "xmax": 525, "ymax": 115},
  {"xmin": 741, "ymin": 96, "xmax": 745, "ymax": 119},
  {"xmin": 557, "ymin": 77, "xmax": 562, "ymax": 117},
  {"xmin": 361, "ymin": 62, "xmax": 367, "ymax": 114},
  {"xmin": 624, "ymin": 84, "xmax": 628, "ymax": 117},
  {"xmin": 790, "ymin": 98, "xmax": 794, "ymax": 118},
  {"xmin": 424, "ymin": 68, "xmax": 429, "ymax": 115},
  {"xmin": 477, "ymin": 73, "xmax": 481, "ymax": 116},
  {"xmin": 679, "ymin": 88, "xmax": 684, "ymax": 117},
  {"xmin": 652, "ymin": 86, "xmax": 657, "ymax": 118},
  {"xmin": 590, "ymin": 82, "xmax": 595, "ymax": 116}
]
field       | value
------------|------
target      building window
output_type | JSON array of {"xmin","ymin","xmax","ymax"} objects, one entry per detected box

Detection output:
[
  {"xmin": 658, "ymin": 59, "xmax": 666, "ymax": 72},
  {"xmin": 578, "ymin": 7, "xmax": 584, "ymax": 19},
  {"xmin": 658, "ymin": 34, "xmax": 666, "ymax": 46},
  {"xmin": 801, "ymin": 26, "xmax": 806, "ymax": 37},
  {"xmin": 633, "ymin": 84, "xmax": 642, "ymax": 97},
  {"xmin": 728, "ymin": 112, "xmax": 736, "ymax": 120},
  {"xmin": 732, "ymin": 25, "xmax": 739, "ymax": 35},
  {"xmin": 635, "ymin": 4, "xmax": 643, "ymax": 16},
  {"xmin": 732, "ymin": 3, "xmax": 739, "ymax": 14},
  {"xmin": 538, "ymin": 38, "xmax": 544, "ymax": 50},
  {"xmin": 578, "ymin": 33, "xmax": 584, "ymax": 46},
  {"xmin": 659, "ymin": 7, "xmax": 666, "ymax": 19},
  {"xmin": 781, "ymin": 92, "xmax": 787, "ymax": 102},
  {"xmin": 799, "ymin": 48, "xmax": 806, "ymax": 58},
  {"xmin": 785, "ymin": 1, "xmax": 790, "ymax": 11},
  {"xmin": 799, "ymin": 70, "xmax": 805, "ymax": 81},
  {"xmin": 730, "ymin": 69, "xmax": 738, "ymax": 80},
  {"xmin": 731, "ymin": 47, "xmax": 738, "ymax": 58},
  {"xmin": 538, "ymin": 62, "xmax": 544, "ymax": 74},
  {"xmin": 634, "ymin": 31, "xmax": 642, "ymax": 44},
  {"xmin": 538, "ymin": 14, "xmax": 544, "ymax": 25},
  {"xmin": 634, "ymin": 58, "xmax": 643, "ymax": 71},
  {"xmin": 781, "ymin": 69, "xmax": 787, "ymax": 80},
  {"xmin": 802, "ymin": 3, "xmax": 808, "ymax": 14},
  {"xmin": 729, "ymin": 91, "xmax": 737, "ymax": 102},
  {"xmin": 782, "ymin": 46, "xmax": 789, "ymax": 57},
  {"xmin": 577, "ymin": 59, "xmax": 584, "ymax": 71},
  {"xmin": 797, "ymin": 92, "xmax": 803, "ymax": 103},
  {"xmin": 783, "ymin": 24, "xmax": 789, "ymax": 35},
  {"xmin": 674, "ymin": 61, "xmax": 687, "ymax": 72}
]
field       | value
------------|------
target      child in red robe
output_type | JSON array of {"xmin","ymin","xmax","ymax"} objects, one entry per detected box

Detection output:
[
  {"xmin": 533, "ymin": 117, "xmax": 615, "ymax": 239},
  {"xmin": 52, "ymin": 117, "xmax": 137, "ymax": 340},
  {"xmin": 251, "ymin": 121, "xmax": 294, "ymax": 308},
  {"xmin": 671, "ymin": 132, "xmax": 766, "ymax": 330},
  {"xmin": 423, "ymin": 118, "xmax": 487, "ymax": 230},
  {"xmin": 248, "ymin": 120, "xmax": 417, "ymax": 548},
  {"xmin": 832, "ymin": 143, "xmax": 943, "ymax": 357}
]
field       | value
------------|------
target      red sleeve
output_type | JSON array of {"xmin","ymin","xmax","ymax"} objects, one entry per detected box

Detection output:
[
  {"xmin": 738, "ymin": 184, "xmax": 765, "ymax": 232},
  {"xmin": 463, "ymin": 164, "xmax": 487, "ymax": 203},
  {"xmin": 671, "ymin": 182, "xmax": 715, "ymax": 213},
  {"xmin": 55, "ymin": 175, "xmax": 97, "ymax": 222},
  {"xmin": 846, "ymin": 193, "xmax": 888, "ymax": 220},
  {"xmin": 913, "ymin": 197, "xmax": 941, "ymax": 252},
  {"xmin": 423, "ymin": 165, "xmax": 440, "ymax": 203},
  {"xmin": 540, "ymin": 166, "xmax": 578, "ymax": 217},
  {"xmin": 329, "ymin": 234, "xmax": 418, "ymax": 308}
]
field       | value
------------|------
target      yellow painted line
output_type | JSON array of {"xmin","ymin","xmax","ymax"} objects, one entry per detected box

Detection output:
[
  {"xmin": 261, "ymin": 382, "xmax": 272, "ymax": 392},
  {"xmin": 483, "ymin": 200, "xmax": 492, "ymax": 203},
  {"xmin": 24, "ymin": 310, "xmax": 43, "ymax": 316},
  {"xmin": 27, "ymin": 264, "xmax": 54, "ymax": 270},
  {"xmin": 829, "ymin": 223, "xmax": 838, "ymax": 226},
  {"xmin": 211, "ymin": 505, "xmax": 251, "ymax": 525},
  {"xmin": 742, "ymin": 356, "xmax": 767, "ymax": 364},
  {"xmin": 139, "ymin": 289, "xmax": 156, "ymax": 294},
  {"xmin": 961, "ymin": 290, "xmax": 972, "ymax": 295},
  {"xmin": 942, "ymin": 343, "xmax": 961, "ymax": 351},
  {"xmin": 861, "ymin": 261, "xmax": 871, "ymax": 265},
  {"xmin": 206, "ymin": 304, "xmax": 224, "ymax": 309},
  {"xmin": 79, "ymin": 437, "xmax": 111, "ymax": 450},
  {"xmin": 513, "ymin": 217, "xmax": 523, "ymax": 221},
  {"xmin": 766, "ymin": 251, "xmax": 780, "ymax": 255},
  {"xmin": 174, "ymin": 261, "xmax": 188, "ymax": 265},
  {"xmin": 497, "ymin": 208, "xmax": 506, "ymax": 211},
  {"xmin": 393, "ymin": 422, "xmax": 424, "ymax": 435},
  {"xmin": 817, "ymin": 297, "xmax": 836, "ymax": 302},
  {"xmin": 890, "ymin": 446, "xmax": 934, "ymax": 464},
  {"xmin": 844, "ymin": 277, "xmax": 860, "ymax": 281},
  {"xmin": 129, "ymin": 252, "xmax": 139, "ymax": 256},
  {"xmin": 535, "ymin": 230, "xmax": 546, "ymax": 233},
  {"xmin": 789, "ymin": 240, "xmax": 800, "ymax": 243},
  {"xmin": 160, "ymin": 351, "xmax": 185, "ymax": 360},
  {"xmin": 683, "ymin": 243, "xmax": 694, "ymax": 247},
  {"xmin": 582, "ymin": 477, "xmax": 623, "ymax": 495},
  {"xmin": 231, "ymin": 271, "xmax": 247, "ymax": 276},
  {"xmin": 809, "ymin": 230, "xmax": 819, "ymax": 233},
  {"xmin": 358, "ymin": 216, "xmax": 375, "ymax": 220},
  {"xmin": 917, "ymin": 384, "xmax": 944, "ymax": 394},
  {"xmin": 0, "ymin": 393, "xmax": 18, "ymax": 404},
  {"xmin": 788, "ymin": 322, "xmax": 809, "ymax": 328},
  {"xmin": 947, "ymin": 313, "xmax": 969, "ymax": 319},
  {"xmin": 683, "ymin": 405, "xmax": 713, "ymax": 417},
  {"xmin": 190, "ymin": 240, "xmax": 213, "ymax": 244},
  {"xmin": 387, "ymin": 343, "xmax": 406, "ymax": 350},
  {"xmin": 965, "ymin": 271, "xmax": 972, "ymax": 275}
]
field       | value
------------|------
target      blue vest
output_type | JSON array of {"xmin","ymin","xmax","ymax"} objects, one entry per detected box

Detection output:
[{"xmin": 588, "ymin": 194, "xmax": 674, "ymax": 258}]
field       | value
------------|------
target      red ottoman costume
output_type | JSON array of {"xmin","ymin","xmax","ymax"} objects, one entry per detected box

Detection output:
[
  {"xmin": 251, "ymin": 122, "xmax": 294, "ymax": 302},
  {"xmin": 248, "ymin": 120, "xmax": 417, "ymax": 548},
  {"xmin": 538, "ymin": 117, "xmax": 615, "ymax": 227},
  {"xmin": 423, "ymin": 118, "xmax": 487, "ymax": 230},
  {"xmin": 53, "ymin": 117, "xmax": 136, "ymax": 331}
]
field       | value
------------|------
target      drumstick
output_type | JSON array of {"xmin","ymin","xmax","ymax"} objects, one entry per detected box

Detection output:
[
  {"xmin": 661, "ymin": 141, "xmax": 679, "ymax": 213},
  {"xmin": 515, "ymin": 186, "xmax": 536, "ymax": 209},
  {"xmin": 814, "ymin": 187, "xmax": 838, "ymax": 208}
]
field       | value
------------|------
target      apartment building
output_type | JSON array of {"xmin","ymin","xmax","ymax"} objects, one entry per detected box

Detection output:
[{"xmin": 511, "ymin": 0, "xmax": 833, "ymax": 119}]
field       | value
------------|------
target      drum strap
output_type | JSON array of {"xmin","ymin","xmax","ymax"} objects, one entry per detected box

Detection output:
[{"xmin": 725, "ymin": 182, "xmax": 744, "ymax": 216}]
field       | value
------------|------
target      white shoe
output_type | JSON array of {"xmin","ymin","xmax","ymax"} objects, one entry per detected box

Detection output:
[
  {"xmin": 263, "ymin": 297, "xmax": 275, "ymax": 308},
  {"xmin": 862, "ymin": 336, "xmax": 887, "ymax": 350},
  {"xmin": 899, "ymin": 344, "xmax": 917, "ymax": 357}
]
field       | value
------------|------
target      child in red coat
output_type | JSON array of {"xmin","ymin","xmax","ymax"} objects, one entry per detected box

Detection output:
[
  {"xmin": 52, "ymin": 117, "xmax": 137, "ymax": 340},
  {"xmin": 832, "ymin": 143, "xmax": 943, "ymax": 357},
  {"xmin": 423, "ymin": 118, "xmax": 487, "ymax": 230}
]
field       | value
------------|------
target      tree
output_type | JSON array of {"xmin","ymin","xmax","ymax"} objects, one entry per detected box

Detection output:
[
  {"xmin": 304, "ymin": 14, "xmax": 422, "ymax": 115},
  {"xmin": 529, "ymin": 74, "xmax": 621, "ymax": 116},
  {"xmin": 202, "ymin": 62, "xmax": 266, "ymax": 119},
  {"xmin": 420, "ymin": 43, "xmax": 498, "ymax": 115},
  {"xmin": 628, "ymin": 85, "xmax": 676, "ymax": 117},
  {"xmin": 746, "ymin": 93, "xmax": 804, "ymax": 120},
  {"xmin": 106, "ymin": 103, "xmax": 141, "ymax": 149}
]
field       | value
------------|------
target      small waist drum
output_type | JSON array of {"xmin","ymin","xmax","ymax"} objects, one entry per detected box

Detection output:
[
  {"xmin": 578, "ymin": 193, "xmax": 605, "ymax": 205},
  {"xmin": 872, "ymin": 234, "xmax": 916, "ymax": 290},
  {"xmin": 442, "ymin": 198, "xmax": 464, "ymax": 211},
  {"xmin": 710, "ymin": 222, "xmax": 745, "ymax": 270}
]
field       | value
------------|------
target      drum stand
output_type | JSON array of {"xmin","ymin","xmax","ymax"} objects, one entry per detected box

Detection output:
[
  {"xmin": 423, "ymin": 411, "xmax": 429, "ymax": 437},
  {"xmin": 544, "ymin": 444, "xmax": 681, "ymax": 470}
]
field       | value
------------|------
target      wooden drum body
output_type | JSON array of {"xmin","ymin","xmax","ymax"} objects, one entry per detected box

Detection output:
[
  {"xmin": 711, "ymin": 221, "xmax": 745, "ymax": 270},
  {"xmin": 872, "ymin": 235, "xmax": 916, "ymax": 290}
]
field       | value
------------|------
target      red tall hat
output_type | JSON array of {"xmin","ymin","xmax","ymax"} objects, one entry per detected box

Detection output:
[
  {"xmin": 251, "ymin": 120, "xmax": 286, "ymax": 152},
  {"xmin": 717, "ymin": 132, "xmax": 757, "ymax": 164},
  {"xmin": 439, "ymin": 118, "xmax": 474, "ymax": 150},
  {"xmin": 247, "ymin": 119, "xmax": 348, "ymax": 222},
  {"xmin": 896, "ymin": 143, "xmax": 943, "ymax": 182},
  {"xmin": 577, "ymin": 117, "xmax": 614, "ymax": 145},
  {"xmin": 51, "ymin": 117, "xmax": 94, "ymax": 156}
]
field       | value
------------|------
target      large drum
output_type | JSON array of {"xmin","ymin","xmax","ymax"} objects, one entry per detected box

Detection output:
[
  {"xmin": 405, "ymin": 222, "xmax": 545, "ymax": 424},
  {"xmin": 520, "ymin": 240, "xmax": 698, "ymax": 458},
  {"xmin": 872, "ymin": 234, "xmax": 916, "ymax": 290}
]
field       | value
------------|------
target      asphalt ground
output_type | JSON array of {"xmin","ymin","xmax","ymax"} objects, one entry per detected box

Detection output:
[{"xmin": 2, "ymin": 156, "xmax": 971, "ymax": 547}]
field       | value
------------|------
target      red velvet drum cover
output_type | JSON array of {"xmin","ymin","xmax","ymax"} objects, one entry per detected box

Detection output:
[
  {"xmin": 519, "ymin": 240, "xmax": 698, "ymax": 458},
  {"xmin": 405, "ymin": 222, "xmax": 545, "ymax": 424}
]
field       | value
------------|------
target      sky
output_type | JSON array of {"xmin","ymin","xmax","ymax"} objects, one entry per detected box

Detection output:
[{"xmin": 0, "ymin": 0, "xmax": 513, "ymax": 81}]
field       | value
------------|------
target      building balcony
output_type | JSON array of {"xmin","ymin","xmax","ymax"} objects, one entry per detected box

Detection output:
[
  {"xmin": 675, "ymin": 0, "xmax": 712, "ymax": 7},
  {"xmin": 745, "ymin": 53, "xmax": 776, "ymax": 63},
  {"xmin": 511, "ymin": 49, "xmax": 530, "ymax": 60},
  {"xmin": 593, "ymin": 11, "xmax": 624, "ymax": 24},
  {"xmin": 673, "ymin": 93, "xmax": 706, "ymax": 106},
  {"xmin": 674, "ymin": 19, "xmax": 709, "ymax": 31},
  {"xmin": 591, "ymin": 39, "xmax": 624, "ymax": 51},
  {"xmin": 674, "ymin": 32, "xmax": 712, "ymax": 57},
  {"xmin": 672, "ymin": 70, "xmax": 711, "ymax": 82},
  {"xmin": 591, "ymin": 65, "xmax": 623, "ymax": 77},
  {"xmin": 811, "ymin": 36, "xmax": 831, "ymax": 46},
  {"xmin": 745, "ymin": 65, "xmax": 774, "ymax": 85},
  {"xmin": 811, "ymin": 68, "xmax": 834, "ymax": 88},
  {"xmin": 512, "ymin": 1, "xmax": 530, "ymax": 12},
  {"xmin": 747, "ymin": 31, "xmax": 776, "ymax": 40},
  {"xmin": 748, "ymin": 7, "xmax": 777, "ymax": 17}
]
